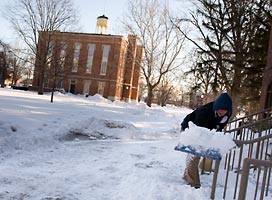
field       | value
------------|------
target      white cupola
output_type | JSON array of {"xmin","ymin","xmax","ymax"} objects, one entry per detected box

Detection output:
[{"xmin": 96, "ymin": 15, "xmax": 109, "ymax": 34}]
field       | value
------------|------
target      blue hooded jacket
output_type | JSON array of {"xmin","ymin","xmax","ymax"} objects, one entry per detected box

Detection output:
[
  {"xmin": 213, "ymin": 93, "xmax": 232, "ymax": 117},
  {"xmin": 181, "ymin": 93, "xmax": 233, "ymax": 131}
]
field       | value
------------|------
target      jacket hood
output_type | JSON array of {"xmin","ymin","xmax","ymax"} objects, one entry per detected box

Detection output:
[{"xmin": 213, "ymin": 93, "xmax": 232, "ymax": 116}]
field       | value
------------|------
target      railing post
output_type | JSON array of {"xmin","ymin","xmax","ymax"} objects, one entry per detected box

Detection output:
[
  {"xmin": 238, "ymin": 158, "xmax": 251, "ymax": 200},
  {"xmin": 238, "ymin": 158, "xmax": 272, "ymax": 200},
  {"xmin": 210, "ymin": 158, "xmax": 221, "ymax": 200}
]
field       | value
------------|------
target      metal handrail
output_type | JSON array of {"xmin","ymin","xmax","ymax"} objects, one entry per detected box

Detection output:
[
  {"xmin": 210, "ymin": 111, "xmax": 272, "ymax": 199},
  {"xmin": 227, "ymin": 116, "xmax": 272, "ymax": 133},
  {"xmin": 238, "ymin": 158, "xmax": 272, "ymax": 200},
  {"xmin": 226, "ymin": 108, "xmax": 272, "ymax": 134},
  {"xmin": 229, "ymin": 108, "xmax": 272, "ymax": 124},
  {"xmin": 234, "ymin": 133, "xmax": 272, "ymax": 146}
]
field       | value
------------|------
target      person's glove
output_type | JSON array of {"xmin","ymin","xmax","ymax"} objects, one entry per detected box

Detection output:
[
  {"xmin": 180, "ymin": 121, "xmax": 188, "ymax": 132},
  {"xmin": 216, "ymin": 125, "xmax": 221, "ymax": 132}
]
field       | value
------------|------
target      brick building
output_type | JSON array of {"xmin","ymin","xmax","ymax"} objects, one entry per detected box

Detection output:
[
  {"xmin": 32, "ymin": 15, "xmax": 143, "ymax": 101},
  {"xmin": 260, "ymin": 28, "xmax": 272, "ymax": 111}
]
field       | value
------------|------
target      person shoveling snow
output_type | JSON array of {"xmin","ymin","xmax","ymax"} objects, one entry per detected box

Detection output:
[{"xmin": 178, "ymin": 93, "xmax": 233, "ymax": 188}]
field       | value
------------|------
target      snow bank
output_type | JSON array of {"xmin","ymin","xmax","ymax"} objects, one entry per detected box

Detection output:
[
  {"xmin": 87, "ymin": 94, "xmax": 112, "ymax": 103},
  {"xmin": 67, "ymin": 117, "xmax": 177, "ymax": 141}
]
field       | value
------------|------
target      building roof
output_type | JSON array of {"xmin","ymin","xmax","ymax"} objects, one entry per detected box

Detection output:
[
  {"xmin": 39, "ymin": 30, "xmax": 124, "ymax": 38},
  {"xmin": 97, "ymin": 14, "xmax": 108, "ymax": 19}
]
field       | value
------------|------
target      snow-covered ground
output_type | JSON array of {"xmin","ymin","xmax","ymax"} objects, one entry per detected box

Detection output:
[{"xmin": 0, "ymin": 88, "xmax": 269, "ymax": 200}]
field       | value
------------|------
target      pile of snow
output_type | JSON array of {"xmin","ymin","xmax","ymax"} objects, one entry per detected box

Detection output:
[
  {"xmin": 87, "ymin": 93, "xmax": 112, "ymax": 103},
  {"xmin": 67, "ymin": 117, "xmax": 140, "ymax": 140},
  {"xmin": 178, "ymin": 122, "xmax": 236, "ymax": 155},
  {"xmin": 67, "ymin": 117, "xmax": 175, "ymax": 141}
]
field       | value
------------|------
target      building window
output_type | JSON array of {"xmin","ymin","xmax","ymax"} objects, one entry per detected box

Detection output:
[
  {"xmin": 59, "ymin": 42, "xmax": 67, "ymax": 71},
  {"xmin": 56, "ymin": 79, "xmax": 62, "ymax": 89},
  {"xmin": 72, "ymin": 43, "xmax": 81, "ymax": 72},
  {"xmin": 100, "ymin": 45, "xmax": 110, "ymax": 75},
  {"xmin": 86, "ymin": 44, "xmax": 95, "ymax": 73},
  {"xmin": 83, "ymin": 80, "xmax": 91, "ymax": 95},
  {"xmin": 69, "ymin": 80, "xmax": 76, "ymax": 94},
  {"xmin": 97, "ymin": 81, "xmax": 105, "ymax": 96},
  {"xmin": 44, "ymin": 78, "xmax": 49, "ymax": 88},
  {"xmin": 47, "ymin": 41, "xmax": 54, "ymax": 68}
]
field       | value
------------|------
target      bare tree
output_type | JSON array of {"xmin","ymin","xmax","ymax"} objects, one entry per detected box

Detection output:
[
  {"xmin": 48, "ymin": 39, "xmax": 68, "ymax": 102},
  {"xmin": 0, "ymin": 41, "xmax": 11, "ymax": 87},
  {"xmin": 4, "ymin": 0, "xmax": 78, "ymax": 95},
  {"xmin": 154, "ymin": 75, "xmax": 176, "ymax": 106},
  {"xmin": 6, "ymin": 48, "xmax": 28, "ymax": 86},
  {"xmin": 20, "ymin": 55, "xmax": 34, "ymax": 86},
  {"xmin": 8, "ymin": 56, "xmax": 19, "ymax": 85},
  {"xmin": 186, "ymin": 61, "xmax": 216, "ymax": 97},
  {"xmin": 123, "ymin": 0, "xmax": 186, "ymax": 107}
]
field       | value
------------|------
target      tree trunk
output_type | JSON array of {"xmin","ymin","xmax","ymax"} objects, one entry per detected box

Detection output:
[
  {"xmin": 38, "ymin": 71, "xmax": 44, "ymax": 95},
  {"xmin": 38, "ymin": 56, "xmax": 45, "ymax": 95},
  {"xmin": 146, "ymin": 85, "xmax": 153, "ymax": 107},
  {"xmin": 230, "ymin": 87, "xmax": 241, "ymax": 119}
]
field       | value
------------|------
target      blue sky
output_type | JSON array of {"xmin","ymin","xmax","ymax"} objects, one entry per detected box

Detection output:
[
  {"xmin": 0, "ymin": 0, "xmax": 189, "ymax": 44},
  {"xmin": 73, "ymin": 0, "xmax": 128, "ymax": 34},
  {"xmin": 0, "ymin": 0, "xmax": 128, "ymax": 42}
]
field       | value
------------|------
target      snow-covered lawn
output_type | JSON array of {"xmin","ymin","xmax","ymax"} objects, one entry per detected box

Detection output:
[{"xmin": 0, "ymin": 88, "xmax": 268, "ymax": 200}]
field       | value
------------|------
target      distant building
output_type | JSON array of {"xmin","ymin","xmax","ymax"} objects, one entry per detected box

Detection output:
[
  {"xmin": 32, "ymin": 15, "xmax": 143, "ymax": 101},
  {"xmin": 260, "ymin": 28, "xmax": 272, "ymax": 111}
]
